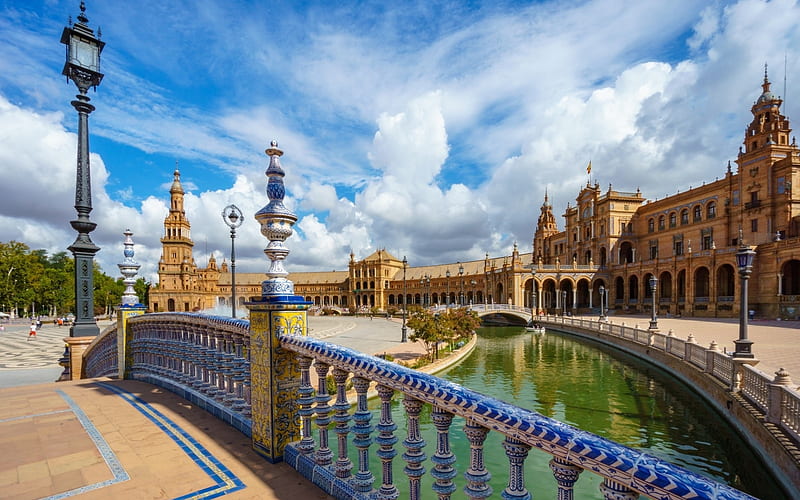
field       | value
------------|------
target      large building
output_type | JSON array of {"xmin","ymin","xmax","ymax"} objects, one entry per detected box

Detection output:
[{"xmin": 149, "ymin": 73, "xmax": 800, "ymax": 320}]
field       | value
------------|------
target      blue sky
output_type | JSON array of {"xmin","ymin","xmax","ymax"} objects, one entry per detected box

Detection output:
[{"xmin": 0, "ymin": 0, "xmax": 798, "ymax": 284}]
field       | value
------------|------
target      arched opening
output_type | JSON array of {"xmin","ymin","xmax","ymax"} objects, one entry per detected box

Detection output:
[
  {"xmin": 619, "ymin": 241, "xmax": 634, "ymax": 264},
  {"xmin": 628, "ymin": 275, "xmax": 639, "ymax": 302},
  {"xmin": 694, "ymin": 267, "xmax": 710, "ymax": 299},
  {"xmin": 167, "ymin": 298, "xmax": 175, "ymax": 312},
  {"xmin": 782, "ymin": 260, "xmax": 800, "ymax": 295},
  {"xmin": 716, "ymin": 264, "xmax": 735, "ymax": 300},
  {"xmin": 614, "ymin": 276, "xmax": 624, "ymax": 302}
]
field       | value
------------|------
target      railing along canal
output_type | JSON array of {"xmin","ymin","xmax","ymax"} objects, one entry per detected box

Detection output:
[
  {"xmin": 81, "ymin": 312, "xmax": 765, "ymax": 499},
  {"xmin": 534, "ymin": 314, "xmax": 800, "ymax": 448}
]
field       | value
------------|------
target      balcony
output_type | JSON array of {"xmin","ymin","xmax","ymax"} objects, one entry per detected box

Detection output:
[{"xmin": 744, "ymin": 199, "xmax": 762, "ymax": 209}]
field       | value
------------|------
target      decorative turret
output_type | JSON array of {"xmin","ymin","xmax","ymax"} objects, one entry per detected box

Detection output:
[
  {"xmin": 533, "ymin": 190, "xmax": 558, "ymax": 262},
  {"xmin": 117, "ymin": 229, "xmax": 141, "ymax": 306},
  {"xmin": 742, "ymin": 65, "xmax": 792, "ymax": 155},
  {"xmin": 255, "ymin": 140, "xmax": 299, "ymax": 297}
]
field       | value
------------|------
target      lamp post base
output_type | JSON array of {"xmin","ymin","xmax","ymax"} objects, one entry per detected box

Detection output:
[
  {"xmin": 648, "ymin": 320, "xmax": 659, "ymax": 331},
  {"xmin": 733, "ymin": 338, "xmax": 755, "ymax": 359},
  {"xmin": 401, "ymin": 325, "xmax": 407, "ymax": 343}
]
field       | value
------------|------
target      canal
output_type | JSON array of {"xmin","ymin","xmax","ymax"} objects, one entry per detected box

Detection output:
[{"xmin": 363, "ymin": 326, "xmax": 783, "ymax": 499}]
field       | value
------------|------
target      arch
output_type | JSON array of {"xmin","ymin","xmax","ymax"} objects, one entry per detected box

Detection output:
[
  {"xmin": 677, "ymin": 269, "xmax": 687, "ymax": 300},
  {"xmin": 706, "ymin": 201, "xmax": 717, "ymax": 219},
  {"xmin": 541, "ymin": 278, "xmax": 558, "ymax": 311},
  {"xmin": 643, "ymin": 273, "xmax": 655, "ymax": 299},
  {"xmin": 716, "ymin": 264, "xmax": 735, "ymax": 299},
  {"xmin": 167, "ymin": 298, "xmax": 176, "ymax": 312},
  {"xmin": 614, "ymin": 276, "xmax": 625, "ymax": 301},
  {"xmin": 576, "ymin": 278, "xmax": 591, "ymax": 308},
  {"xmin": 781, "ymin": 260, "xmax": 800, "ymax": 295},
  {"xmin": 694, "ymin": 267, "xmax": 710, "ymax": 299},
  {"xmin": 599, "ymin": 247, "xmax": 607, "ymax": 267},
  {"xmin": 693, "ymin": 205, "xmax": 702, "ymax": 222},
  {"xmin": 680, "ymin": 209, "xmax": 689, "ymax": 225},
  {"xmin": 648, "ymin": 218, "xmax": 655, "ymax": 232},
  {"xmin": 558, "ymin": 279, "xmax": 574, "ymax": 311},
  {"xmin": 669, "ymin": 211, "xmax": 677, "ymax": 228},
  {"xmin": 495, "ymin": 283, "xmax": 504, "ymax": 304},
  {"xmin": 584, "ymin": 250, "xmax": 591, "ymax": 264},
  {"xmin": 628, "ymin": 275, "xmax": 639, "ymax": 301},
  {"xmin": 659, "ymin": 271, "xmax": 673, "ymax": 299},
  {"xmin": 658, "ymin": 215, "xmax": 665, "ymax": 230}
]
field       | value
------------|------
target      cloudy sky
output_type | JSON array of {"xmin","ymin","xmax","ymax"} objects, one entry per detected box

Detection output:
[{"xmin": 0, "ymin": 0, "xmax": 797, "ymax": 283}]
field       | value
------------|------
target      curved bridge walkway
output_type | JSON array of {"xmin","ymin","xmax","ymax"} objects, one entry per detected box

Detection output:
[{"xmin": 1, "ymin": 312, "xmax": 797, "ymax": 498}]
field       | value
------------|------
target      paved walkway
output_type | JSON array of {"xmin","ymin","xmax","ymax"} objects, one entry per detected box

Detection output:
[{"xmin": 0, "ymin": 314, "xmax": 796, "ymax": 499}]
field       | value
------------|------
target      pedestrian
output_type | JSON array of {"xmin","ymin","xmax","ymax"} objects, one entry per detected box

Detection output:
[{"xmin": 28, "ymin": 321, "xmax": 37, "ymax": 340}]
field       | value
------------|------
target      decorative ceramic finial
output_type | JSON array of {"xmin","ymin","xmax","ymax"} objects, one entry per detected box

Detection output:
[
  {"xmin": 118, "ymin": 229, "xmax": 141, "ymax": 306},
  {"xmin": 255, "ymin": 140, "xmax": 298, "ymax": 296}
]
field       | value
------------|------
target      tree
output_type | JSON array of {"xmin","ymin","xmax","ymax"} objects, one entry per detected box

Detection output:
[{"xmin": 407, "ymin": 308, "xmax": 447, "ymax": 361}]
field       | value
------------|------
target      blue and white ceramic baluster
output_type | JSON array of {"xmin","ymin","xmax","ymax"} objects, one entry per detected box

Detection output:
[
  {"xmin": 375, "ymin": 384, "xmax": 398, "ymax": 500},
  {"xmin": 331, "ymin": 368, "xmax": 353, "ymax": 479},
  {"xmin": 296, "ymin": 355, "xmax": 316, "ymax": 455},
  {"xmin": 549, "ymin": 457, "xmax": 583, "ymax": 500},
  {"xmin": 314, "ymin": 361, "xmax": 333, "ymax": 466},
  {"xmin": 463, "ymin": 418, "xmax": 492, "ymax": 499},
  {"xmin": 430, "ymin": 406, "xmax": 457, "ymax": 499},
  {"xmin": 402, "ymin": 395, "xmax": 427, "ymax": 500},
  {"xmin": 351, "ymin": 376, "xmax": 375, "ymax": 494},
  {"xmin": 599, "ymin": 478, "xmax": 638, "ymax": 500},
  {"xmin": 501, "ymin": 437, "xmax": 531, "ymax": 500}
]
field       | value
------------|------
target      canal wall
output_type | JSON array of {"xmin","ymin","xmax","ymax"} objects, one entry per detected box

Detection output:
[{"xmin": 545, "ymin": 320, "xmax": 800, "ymax": 498}]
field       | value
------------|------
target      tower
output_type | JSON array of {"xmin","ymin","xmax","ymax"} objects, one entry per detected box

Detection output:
[
  {"xmin": 533, "ymin": 191, "xmax": 558, "ymax": 262},
  {"xmin": 158, "ymin": 169, "xmax": 196, "ymax": 293}
]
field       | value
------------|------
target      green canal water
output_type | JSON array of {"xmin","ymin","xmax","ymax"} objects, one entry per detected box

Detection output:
[{"xmin": 360, "ymin": 326, "xmax": 784, "ymax": 499}]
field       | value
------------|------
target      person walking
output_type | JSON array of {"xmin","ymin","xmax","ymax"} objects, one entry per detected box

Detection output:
[{"xmin": 28, "ymin": 321, "xmax": 37, "ymax": 340}]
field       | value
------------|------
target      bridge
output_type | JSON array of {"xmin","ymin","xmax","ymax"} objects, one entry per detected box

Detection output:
[{"xmin": 62, "ymin": 305, "xmax": 800, "ymax": 499}]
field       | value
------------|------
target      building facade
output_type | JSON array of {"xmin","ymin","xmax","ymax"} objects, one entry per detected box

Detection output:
[{"xmin": 150, "ymin": 73, "xmax": 800, "ymax": 319}]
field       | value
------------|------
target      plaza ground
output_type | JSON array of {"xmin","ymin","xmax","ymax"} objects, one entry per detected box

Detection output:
[{"xmin": 0, "ymin": 314, "xmax": 796, "ymax": 498}]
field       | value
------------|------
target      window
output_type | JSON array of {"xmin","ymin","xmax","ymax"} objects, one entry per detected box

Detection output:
[
  {"xmin": 750, "ymin": 191, "xmax": 758, "ymax": 203},
  {"xmin": 669, "ymin": 212, "xmax": 676, "ymax": 228},
  {"xmin": 693, "ymin": 206, "xmax": 702, "ymax": 222},
  {"xmin": 658, "ymin": 216, "xmax": 665, "ymax": 230},
  {"xmin": 648, "ymin": 218, "xmax": 655, "ymax": 233},
  {"xmin": 674, "ymin": 240, "xmax": 683, "ymax": 256},
  {"xmin": 585, "ymin": 226, "xmax": 592, "ymax": 238},
  {"xmin": 777, "ymin": 177, "xmax": 786, "ymax": 194},
  {"xmin": 649, "ymin": 241, "xmax": 658, "ymax": 260},
  {"xmin": 701, "ymin": 228, "xmax": 713, "ymax": 250},
  {"xmin": 751, "ymin": 219, "xmax": 758, "ymax": 232},
  {"xmin": 681, "ymin": 209, "xmax": 689, "ymax": 225},
  {"xmin": 706, "ymin": 202, "xmax": 716, "ymax": 219}
]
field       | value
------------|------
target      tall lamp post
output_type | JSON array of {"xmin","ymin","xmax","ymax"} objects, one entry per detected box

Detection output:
[
  {"xmin": 459, "ymin": 263, "xmax": 465, "ymax": 306},
  {"xmin": 648, "ymin": 276, "xmax": 659, "ymax": 331},
  {"xmin": 470, "ymin": 280, "xmax": 476, "ymax": 305},
  {"xmin": 561, "ymin": 290, "xmax": 567, "ymax": 316},
  {"xmin": 401, "ymin": 256, "xmax": 408, "ymax": 342},
  {"xmin": 61, "ymin": 3, "xmax": 105, "ymax": 337},
  {"xmin": 530, "ymin": 270, "xmax": 536, "ymax": 317},
  {"xmin": 222, "ymin": 204, "xmax": 243, "ymax": 317},
  {"xmin": 446, "ymin": 269, "xmax": 451, "ymax": 307},
  {"xmin": 599, "ymin": 285, "xmax": 607, "ymax": 321},
  {"xmin": 426, "ymin": 275, "xmax": 431, "ymax": 308},
  {"xmin": 734, "ymin": 240, "xmax": 757, "ymax": 358}
]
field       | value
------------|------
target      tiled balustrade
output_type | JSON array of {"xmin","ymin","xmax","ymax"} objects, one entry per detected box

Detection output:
[{"xmin": 81, "ymin": 312, "xmax": 763, "ymax": 499}]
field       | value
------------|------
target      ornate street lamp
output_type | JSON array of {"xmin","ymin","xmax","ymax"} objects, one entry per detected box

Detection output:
[
  {"xmin": 401, "ymin": 256, "xmax": 408, "ymax": 342},
  {"xmin": 561, "ymin": 290, "xmax": 567, "ymax": 316},
  {"xmin": 61, "ymin": 2, "xmax": 105, "ymax": 337},
  {"xmin": 425, "ymin": 275, "xmax": 431, "ymax": 308},
  {"xmin": 459, "ymin": 262, "xmax": 465, "ymax": 306},
  {"xmin": 648, "ymin": 276, "xmax": 659, "ymax": 331},
  {"xmin": 530, "ymin": 270, "xmax": 536, "ymax": 317},
  {"xmin": 470, "ymin": 280, "xmax": 476, "ymax": 305},
  {"xmin": 734, "ymin": 237, "xmax": 757, "ymax": 358},
  {"xmin": 446, "ymin": 269, "xmax": 451, "ymax": 307},
  {"xmin": 599, "ymin": 285, "xmax": 607, "ymax": 321},
  {"xmin": 222, "ymin": 204, "xmax": 243, "ymax": 317}
]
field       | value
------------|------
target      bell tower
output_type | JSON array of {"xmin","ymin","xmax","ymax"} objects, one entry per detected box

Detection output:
[
  {"xmin": 158, "ymin": 169, "xmax": 196, "ymax": 292},
  {"xmin": 533, "ymin": 190, "xmax": 558, "ymax": 262}
]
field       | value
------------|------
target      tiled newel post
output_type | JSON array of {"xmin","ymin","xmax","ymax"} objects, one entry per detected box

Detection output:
[
  {"xmin": 117, "ymin": 229, "xmax": 146, "ymax": 378},
  {"xmin": 247, "ymin": 140, "xmax": 311, "ymax": 463}
]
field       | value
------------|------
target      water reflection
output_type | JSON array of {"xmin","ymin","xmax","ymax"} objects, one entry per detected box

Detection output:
[{"xmin": 361, "ymin": 326, "xmax": 783, "ymax": 499}]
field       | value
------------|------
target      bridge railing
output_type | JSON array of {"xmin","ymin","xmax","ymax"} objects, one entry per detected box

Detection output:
[
  {"xmin": 536, "ymin": 314, "xmax": 800, "ymax": 459},
  {"xmin": 81, "ymin": 311, "xmax": 763, "ymax": 499}
]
